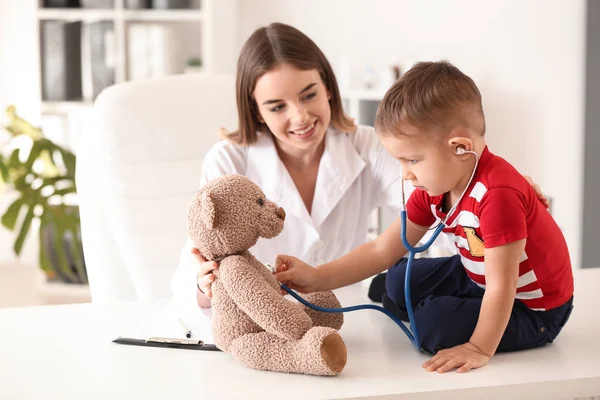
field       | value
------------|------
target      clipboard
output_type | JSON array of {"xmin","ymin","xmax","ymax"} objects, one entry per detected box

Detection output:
[
  {"xmin": 113, "ymin": 304, "xmax": 221, "ymax": 352},
  {"xmin": 113, "ymin": 336, "xmax": 220, "ymax": 351}
]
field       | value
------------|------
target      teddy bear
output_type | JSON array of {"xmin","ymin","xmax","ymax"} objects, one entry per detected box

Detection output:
[{"xmin": 187, "ymin": 174, "xmax": 347, "ymax": 376}]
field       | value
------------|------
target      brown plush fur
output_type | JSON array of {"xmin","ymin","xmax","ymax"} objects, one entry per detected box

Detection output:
[{"xmin": 187, "ymin": 174, "xmax": 346, "ymax": 376}]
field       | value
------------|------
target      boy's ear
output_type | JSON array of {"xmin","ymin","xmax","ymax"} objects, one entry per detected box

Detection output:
[{"xmin": 448, "ymin": 132, "xmax": 474, "ymax": 155}]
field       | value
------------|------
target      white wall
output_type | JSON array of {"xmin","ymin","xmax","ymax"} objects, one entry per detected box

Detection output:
[
  {"xmin": 0, "ymin": 0, "xmax": 40, "ymax": 117},
  {"xmin": 0, "ymin": 0, "xmax": 588, "ymax": 269},
  {"xmin": 0, "ymin": 0, "xmax": 41, "ymax": 266},
  {"xmin": 239, "ymin": 0, "xmax": 587, "ymax": 268}
]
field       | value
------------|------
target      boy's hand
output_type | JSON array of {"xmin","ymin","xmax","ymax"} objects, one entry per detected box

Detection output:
[
  {"xmin": 273, "ymin": 255, "xmax": 319, "ymax": 294},
  {"xmin": 423, "ymin": 342, "xmax": 490, "ymax": 373}
]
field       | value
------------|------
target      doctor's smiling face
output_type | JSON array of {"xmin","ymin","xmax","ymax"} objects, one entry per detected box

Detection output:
[
  {"xmin": 231, "ymin": 23, "xmax": 353, "ymax": 147},
  {"xmin": 253, "ymin": 63, "xmax": 332, "ymax": 156}
]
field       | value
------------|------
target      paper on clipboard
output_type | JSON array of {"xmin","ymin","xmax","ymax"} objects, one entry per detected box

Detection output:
[{"xmin": 127, "ymin": 304, "xmax": 215, "ymax": 345}]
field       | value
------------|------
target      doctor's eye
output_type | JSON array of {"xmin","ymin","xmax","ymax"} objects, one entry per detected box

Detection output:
[
  {"xmin": 257, "ymin": 198, "xmax": 265, "ymax": 206},
  {"xmin": 303, "ymin": 92, "xmax": 317, "ymax": 101}
]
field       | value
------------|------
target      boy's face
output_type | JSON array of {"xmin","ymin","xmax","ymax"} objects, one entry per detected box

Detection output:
[{"xmin": 380, "ymin": 128, "xmax": 464, "ymax": 197}]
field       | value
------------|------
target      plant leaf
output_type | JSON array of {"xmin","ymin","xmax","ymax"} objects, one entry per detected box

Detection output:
[
  {"xmin": 8, "ymin": 148, "xmax": 20, "ymax": 167},
  {"xmin": 60, "ymin": 150, "xmax": 76, "ymax": 176},
  {"xmin": 44, "ymin": 139, "xmax": 76, "ymax": 177},
  {"xmin": 40, "ymin": 176, "xmax": 68, "ymax": 188},
  {"xmin": 0, "ymin": 161, "xmax": 8, "ymax": 182},
  {"xmin": 1, "ymin": 198, "xmax": 25, "ymax": 230},
  {"xmin": 5, "ymin": 125, "xmax": 20, "ymax": 137},
  {"xmin": 25, "ymin": 139, "xmax": 44, "ymax": 170},
  {"xmin": 52, "ymin": 187, "xmax": 77, "ymax": 197},
  {"xmin": 38, "ymin": 215, "xmax": 54, "ymax": 275},
  {"xmin": 14, "ymin": 205, "xmax": 34, "ymax": 256}
]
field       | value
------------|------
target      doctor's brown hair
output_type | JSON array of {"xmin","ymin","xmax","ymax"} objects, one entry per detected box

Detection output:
[
  {"xmin": 224, "ymin": 22, "xmax": 354, "ymax": 146},
  {"xmin": 375, "ymin": 61, "xmax": 485, "ymax": 138}
]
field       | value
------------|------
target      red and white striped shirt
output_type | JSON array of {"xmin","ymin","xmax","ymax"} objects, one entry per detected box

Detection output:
[{"xmin": 407, "ymin": 147, "xmax": 573, "ymax": 311}]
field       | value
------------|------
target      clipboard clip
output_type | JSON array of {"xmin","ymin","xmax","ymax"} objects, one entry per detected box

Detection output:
[{"xmin": 147, "ymin": 337, "xmax": 204, "ymax": 346}]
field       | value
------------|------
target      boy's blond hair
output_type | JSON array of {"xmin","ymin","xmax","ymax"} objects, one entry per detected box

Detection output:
[{"xmin": 375, "ymin": 61, "xmax": 485, "ymax": 138}]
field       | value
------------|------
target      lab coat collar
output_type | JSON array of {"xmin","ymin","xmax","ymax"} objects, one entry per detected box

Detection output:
[
  {"xmin": 246, "ymin": 127, "xmax": 366, "ymax": 231},
  {"xmin": 311, "ymin": 127, "xmax": 366, "ymax": 229}
]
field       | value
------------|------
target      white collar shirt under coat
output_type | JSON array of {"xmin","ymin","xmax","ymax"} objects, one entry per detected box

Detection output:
[{"xmin": 213, "ymin": 125, "xmax": 404, "ymax": 265}]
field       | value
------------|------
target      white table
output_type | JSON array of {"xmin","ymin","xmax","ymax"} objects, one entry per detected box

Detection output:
[{"xmin": 1, "ymin": 269, "xmax": 599, "ymax": 400}]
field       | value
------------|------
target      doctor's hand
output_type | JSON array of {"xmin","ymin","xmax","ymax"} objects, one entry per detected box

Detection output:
[
  {"xmin": 523, "ymin": 175, "xmax": 550, "ymax": 209},
  {"xmin": 274, "ymin": 255, "xmax": 319, "ymax": 294},
  {"xmin": 192, "ymin": 248, "xmax": 218, "ymax": 305}
]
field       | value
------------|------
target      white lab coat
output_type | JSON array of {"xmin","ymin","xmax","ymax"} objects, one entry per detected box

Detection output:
[{"xmin": 171, "ymin": 125, "xmax": 409, "ymax": 310}]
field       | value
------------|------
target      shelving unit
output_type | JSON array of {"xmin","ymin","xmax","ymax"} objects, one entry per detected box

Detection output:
[
  {"xmin": 37, "ymin": 9, "xmax": 116, "ymax": 20},
  {"xmin": 37, "ymin": 8, "xmax": 205, "ymax": 22},
  {"xmin": 342, "ymin": 89, "xmax": 386, "ymax": 127},
  {"xmin": 35, "ymin": 0, "xmax": 238, "ymax": 146}
]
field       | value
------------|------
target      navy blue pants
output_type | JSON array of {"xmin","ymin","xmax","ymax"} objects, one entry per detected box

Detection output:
[{"xmin": 375, "ymin": 255, "xmax": 573, "ymax": 355}]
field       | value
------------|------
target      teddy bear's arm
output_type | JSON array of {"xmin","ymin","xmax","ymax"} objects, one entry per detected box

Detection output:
[{"xmin": 219, "ymin": 256, "xmax": 313, "ymax": 341}]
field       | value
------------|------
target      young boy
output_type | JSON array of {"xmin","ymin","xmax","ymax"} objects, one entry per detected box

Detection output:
[{"xmin": 274, "ymin": 61, "xmax": 574, "ymax": 373}]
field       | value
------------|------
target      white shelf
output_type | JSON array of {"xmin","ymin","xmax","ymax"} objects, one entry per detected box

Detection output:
[
  {"xmin": 342, "ymin": 89, "xmax": 387, "ymax": 102},
  {"xmin": 123, "ymin": 10, "xmax": 204, "ymax": 22},
  {"xmin": 37, "ymin": 9, "xmax": 204, "ymax": 23},
  {"xmin": 35, "ymin": 0, "xmax": 237, "ymax": 143},
  {"xmin": 41, "ymin": 101, "xmax": 94, "ymax": 114},
  {"xmin": 341, "ymin": 89, "xmax": 386, "ymax": 125},
  {"xmin": 37, "ymin": 9, "xmax": 115, "ymax": 21}
]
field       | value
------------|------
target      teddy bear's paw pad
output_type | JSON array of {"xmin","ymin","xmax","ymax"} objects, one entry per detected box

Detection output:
[
  {"xmin": 320, "ymin": 332, "xmax": 347, "ymax": 375},
  {"xmin": 300, "ymin": 326, "xmax": 347, "ymax": 376}
]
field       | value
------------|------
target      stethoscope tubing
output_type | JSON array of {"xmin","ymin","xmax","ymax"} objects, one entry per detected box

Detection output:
[{"xmin": 280, "ymin": 150, "xmax": 480, "ymax": 353}]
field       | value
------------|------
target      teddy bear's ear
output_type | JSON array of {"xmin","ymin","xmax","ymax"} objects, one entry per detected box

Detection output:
[{"xmin": 200, "ymin": 192, "xmax": 217, "ymax": 229}]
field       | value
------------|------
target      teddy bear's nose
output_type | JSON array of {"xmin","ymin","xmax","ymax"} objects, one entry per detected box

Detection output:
[{"xmin": 276, "ymin": 207, "xmax": 286, "ymax": 220}]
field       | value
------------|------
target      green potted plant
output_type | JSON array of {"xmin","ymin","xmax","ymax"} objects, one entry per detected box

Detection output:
[
  {"xmin": 184, "ymin": 56, "xmax": 203, "ymax": 74},
  {"xmin": 0, "ymin": 105, "xmax": 87, "ymax": 287}
]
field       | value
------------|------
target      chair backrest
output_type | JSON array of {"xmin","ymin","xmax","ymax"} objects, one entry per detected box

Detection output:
[{"xmin": 77, "ymin": 73, "xmax": 237, "ymax": 303}]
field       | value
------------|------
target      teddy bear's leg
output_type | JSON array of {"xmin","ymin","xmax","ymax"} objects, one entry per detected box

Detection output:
[
  {"xmin": 299, "ymin": 291, "xmax": 344, "ymax": 330},
  {"xmin": 229, "ymin": 327, "xmax": 347, "ymax": 376}
]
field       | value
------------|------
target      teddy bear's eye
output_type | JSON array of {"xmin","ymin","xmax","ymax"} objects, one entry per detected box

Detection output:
[{"xmin": 257, "ymin": 198, "xmax": 264, "ymax": 206}]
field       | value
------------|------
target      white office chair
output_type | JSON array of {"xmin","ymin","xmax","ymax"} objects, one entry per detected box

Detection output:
[{"xmin": 76, "ymin": 73, "xmax": 237, "ymax": 303}]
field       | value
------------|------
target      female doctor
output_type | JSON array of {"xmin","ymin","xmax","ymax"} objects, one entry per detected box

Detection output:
[{"xmin": 171, "ymin": 22, "xmax": 549, "ymax": 310}]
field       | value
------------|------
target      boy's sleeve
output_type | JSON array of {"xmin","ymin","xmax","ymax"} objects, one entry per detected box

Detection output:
[
  {"xmin": 406, "ymin": 189, "xmax": 436, "ymax": 227},
  {"xmin": 479, "ymin": 187, "xmax": 528, "ymax": 248}
]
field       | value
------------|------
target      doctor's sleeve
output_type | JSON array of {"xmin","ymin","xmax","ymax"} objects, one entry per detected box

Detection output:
[{"xmin": 198, "ymin": 141, "xmax": 248, "ymax": 185}]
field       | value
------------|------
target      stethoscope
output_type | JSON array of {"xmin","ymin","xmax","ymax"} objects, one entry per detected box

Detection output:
[{"xmin": 280, "ymin": 146, "xmax": 480, "ymax": 352}]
